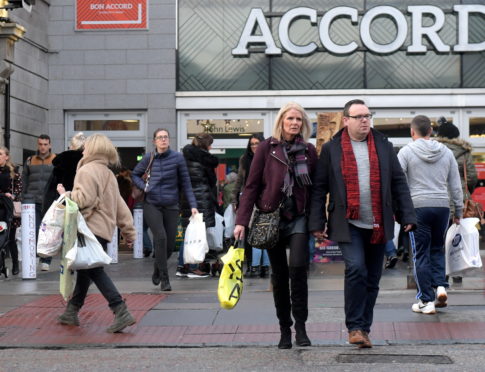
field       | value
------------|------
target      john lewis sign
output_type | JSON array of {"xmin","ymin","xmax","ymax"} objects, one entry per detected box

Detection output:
[{"xmin": 232, "ymin": 5, "xmax": 485, "ymax": 56}]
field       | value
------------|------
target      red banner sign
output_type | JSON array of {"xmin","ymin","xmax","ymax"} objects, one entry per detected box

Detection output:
[{"xmin": 76, "ymin": 0, "xmax": 148, "ymax": 30}]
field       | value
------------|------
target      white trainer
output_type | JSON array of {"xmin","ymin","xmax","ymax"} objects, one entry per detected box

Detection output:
[
  {"xmin": 436, "ymin": 286, "xmax": 448, "ymax": 308},
  {"xmin": 412, "ymin": 300, "xmax": 436, "ymax": 314},
  {"xmin": 40, "ymin": 263, "xmax": 50, "ymax": 271}
]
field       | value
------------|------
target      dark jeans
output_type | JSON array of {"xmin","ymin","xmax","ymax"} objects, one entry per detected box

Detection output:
[
  {"xmin": 143, "ymin": 202, "xmax": 179, "ymax": 275},
  {"xmin": 339, "ymin": 224, "xmax": 385, "ymax": 333},
  {"xmin": 412, "ymin": 207, "xmax": 450, "ymax": 303},
  {"xmin": 69, "ymin": 236, "xmax": 123, "ymax": 310}
]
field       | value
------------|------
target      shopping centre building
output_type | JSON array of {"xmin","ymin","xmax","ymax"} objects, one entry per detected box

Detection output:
[{"xmin": 1, "ymin": 0, "xmax": 484, "ymax": 171}]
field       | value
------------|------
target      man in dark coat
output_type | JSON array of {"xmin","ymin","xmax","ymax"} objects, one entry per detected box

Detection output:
[{"xmin": 308, "ymin": 99, "xmax": 416, "ymax": 349}]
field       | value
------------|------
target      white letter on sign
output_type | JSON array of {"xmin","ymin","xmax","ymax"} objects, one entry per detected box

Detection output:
[
  {"xmin": 453, "ymin": 5, "xmax": 485, "ymax": 52},
  {"xmin": 279, "ymin": 7, "xmax": 317, "ymax": 55},
  {"xmin": 407, "ymin": 6, "xmax": 450, "ymax": 53},
  {"xmin": 360, "ymin": 6, "xmax": 407, "ymax": 54},
  {"xmin": 319, "ymin": 7, "xmax": 358, "ymax": 54},
  {"xmin": 232, "ymin": 8, "xmax": 282, "ymax": 56}
]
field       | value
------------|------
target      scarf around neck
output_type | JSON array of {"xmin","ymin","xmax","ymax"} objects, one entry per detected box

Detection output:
[
  {"xmin": 340, "ymin": 128, "xmax": 385, "ymax": 244},
  {"xmin": 281, "ymin": 136, "xmax": 312, "ymax": 197}
]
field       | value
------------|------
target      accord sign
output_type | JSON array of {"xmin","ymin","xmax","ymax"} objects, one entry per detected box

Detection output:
[{"xmin": 232, "ymin": 5, "xmax": 485, "ymax": 56}]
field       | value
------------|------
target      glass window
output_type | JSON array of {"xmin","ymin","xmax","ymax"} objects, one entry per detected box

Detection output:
[
  {"xmin": 469, "ymin": 117, "xmax": 485, "ymax": 139},
  {"xmin": 373, "ymin": 116, "xmax": 453, "ymax": 138},
  {"xmin": 74, "ymin": 119, "xmax": 140, "ymax": 131},
  {"xmin": 186, "ymin": 118, "xmax": 264, "ymax": 140}
]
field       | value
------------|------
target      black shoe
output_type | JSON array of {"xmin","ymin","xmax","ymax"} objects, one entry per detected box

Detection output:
[
  {"xmin": 260, "ymin": 266, "xmax": 269, "ymax": 278},
  {"xmin": 385, "ymin": 256, "xmax": 398, "ymax": 269},
  {"xmin": 278, "ymin": 327, "xmax": 292, "ymax": 349},
  {"xmin": 152, "ymin": 268, "xmax": 161, "ymax": 286},
  {"xmin": 143, "ymin": 250, "xmax": 152, "ymax": 258},
  {"xmin": 160, "ymin": 278, "xmax": 172, "ymax": 291},
  {"xmin": 295, "ymin": 322, "xmax": 311, "ymax": 347},
  {"xmin": 12, "ymin": 260, "xmax": 19, "ymax": 276},
  {"xmin": 250, "ymin": 266, "xmax": 259, "ymax": 277}
]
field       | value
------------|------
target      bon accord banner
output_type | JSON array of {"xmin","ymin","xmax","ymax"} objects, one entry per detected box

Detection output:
[{"xmin": 76, "ymin": 0, "xmax": 148, "ymax": 30}]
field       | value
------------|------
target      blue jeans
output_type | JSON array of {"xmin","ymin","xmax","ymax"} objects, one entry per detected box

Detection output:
[
  {"xmin": 384, "ymin": 240, "xmax": 397, "ymax": 258},
  {"xmin": 412, "ymin": 207, "xmax": 450, "ymax": 303},
  {"xmin": 251, "ymin": 248, "xmax": 269, "ymax": 267},
  {"xmin": 339, "ymin": 224, "xmax": 386, "ymax": 333}
]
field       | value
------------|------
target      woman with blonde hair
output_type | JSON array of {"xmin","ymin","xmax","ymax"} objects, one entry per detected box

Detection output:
[
  {"xmin": 234, "ymin": 102, "xmax": 318, "ymax": 349},
  {"xmin": 0, "ymin": 146, "xmax": 22, "ymax": 275},
  {"xmin": 57, "ymin": 134, "xmax": 137, "ymax": 333}
]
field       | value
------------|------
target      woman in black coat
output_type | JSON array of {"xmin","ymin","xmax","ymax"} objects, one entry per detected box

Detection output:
[
  {"xmin": 178, "ymin": 133, "xmax": 219, "ymax": 277},
  {"xmin": 42, "ymin": 132, "xmax": 86, "ymax": 215}
]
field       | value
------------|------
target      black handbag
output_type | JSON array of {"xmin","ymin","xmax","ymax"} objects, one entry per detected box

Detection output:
[{"xmin": 247, "ymin": 207, "xmax": 280, "ymax": 250}]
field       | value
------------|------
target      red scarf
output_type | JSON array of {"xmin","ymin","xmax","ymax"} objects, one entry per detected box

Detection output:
[{"xmin": 341, "ymin": 128, "xmax": 385, "ymax": 244}]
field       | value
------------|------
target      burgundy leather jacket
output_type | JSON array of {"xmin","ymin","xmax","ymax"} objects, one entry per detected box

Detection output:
[{"xmin": 235, "ymin": 137, "xmax": 318, "ymax": 227}]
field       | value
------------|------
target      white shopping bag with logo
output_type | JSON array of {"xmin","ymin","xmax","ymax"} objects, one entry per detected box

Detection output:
[
  {"xmin": 445, "ymin": 218, "xmax": 482, "ymax": 276},
  {"xmin": 183, "ymin": 213, "xmax": 208, "ymax": 264}
]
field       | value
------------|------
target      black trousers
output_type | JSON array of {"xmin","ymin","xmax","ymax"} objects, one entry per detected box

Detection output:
[
  {"xmin": 70, "ymin": 236, "xmax": 123, "ymax": 310},
  {"xmin": 143, "ymin": 202, "xmax": 179, "ymax": 275}
]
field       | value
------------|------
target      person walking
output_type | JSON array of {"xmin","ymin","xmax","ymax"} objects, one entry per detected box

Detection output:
[
  {"xmin": 398, "ymin": 115, "xmax": 463, "ymax": 314},
  {"xmin": 56, "ymin": 134, "xmax": 137, "ymax": 333},
  {"xmin": 22, "ymin": 134, "xmax": 56, "ymax": 271},
  {"xmin": 308, "ymin": 99, "xmax": 416, "ymax": 349},
  {"xmin": 179, "ymin": 133, "xmax": 219, "ymax": 278},
  {"xmin": 231, "ymin": 134, "xmax": 270, "ymax": 278},
  {"xmin": 132, "ymin": 129, "xmax": 198, "ymax": 290},
  {"xmin": 42, "ymin": 132, "xmax": 86, "ymax": 217},
  {"xmin": 0, "ymin": 147, "xmax": 22, "ymax": 275},
  {"xmin": 234, "ymin": 102, "xmax": 317, "ymax": 349},
  {"xmin": 436, "ymin": 117, "xmax": 478, "ymax": 285}
]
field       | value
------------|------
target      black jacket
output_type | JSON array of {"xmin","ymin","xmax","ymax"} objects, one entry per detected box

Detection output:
[
  {"xmin": 42, "ymin": 150, "xmax": 83, "ymax": 215},
  {"xmin": 180, "ymin": 144, "xmax": 219, "ymax": 228},
  {"xmin": 308, "ymin": 128, "xmax": 416, "ymax": 243}
]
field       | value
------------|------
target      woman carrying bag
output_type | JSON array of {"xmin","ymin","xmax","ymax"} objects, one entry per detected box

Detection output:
[
  {"xmin": 0, "ymin": 147, "xmax": 22, "ymax": 276},
  {"xmin": 57, "ymin": 134, "xmax": 137, "ymax": 333},
  {"xmin": 178, "ymin": 133, "xmax": 219, "ymax": 278},
  {"xmin": 231, "ymin": 134, "xmax": 270, "ymax": 277},
  {"xmin": 234, "ymin": 102, "xmax": 318, "ymax": 349},
  {"xmin": 132, "ymin": 128, "xmax": 198, "ymax": 290}
]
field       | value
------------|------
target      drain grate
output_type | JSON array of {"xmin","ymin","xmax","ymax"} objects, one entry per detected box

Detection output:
[{"xmin": 337, "ymin": 354, "xmax": 453, "ymax": 364}]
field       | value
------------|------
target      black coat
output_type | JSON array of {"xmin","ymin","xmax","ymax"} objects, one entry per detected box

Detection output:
[
  {"xmin": 42, "ymin": 150, "xmax": 83, "ymax": 215},
  {"xmin": 308, "ymin": 129, "xmax": 416, "ymax": 243},
  {"xmin": 180, "ymin": 144, "xmax": 219, "ymax": 228}
]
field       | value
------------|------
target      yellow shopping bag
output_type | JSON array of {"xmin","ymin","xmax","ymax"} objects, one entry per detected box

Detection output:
[
  {"xmin": 59, "ymin": 197, "xmax": 78, "ymax": 301},
  {"xmin": 217, "ymin": 244, "xmax": 245, "ymax": 310}
]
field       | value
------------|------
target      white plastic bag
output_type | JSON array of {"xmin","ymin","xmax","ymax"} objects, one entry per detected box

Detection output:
[
  {"xmin": 37, "ymin": 195, "xmax": 66, "ymax": 257},
  {"xmin": 223, "ymin": 205, "xmax": 235, "ymax": 239},
  {"xmin": 207, "ymin": 213, "xmax": 224, "ymax": 252},
  {"xmin": 65, "ymin": 212, "xmax": 112, "ymax": 270},
  {"xmin": 183, "ymin": 213, "xmax": 208, "ymax": 264},
  {"xmin": 445, "ymin": 218, "xmax": 482, "ymax": 276}
]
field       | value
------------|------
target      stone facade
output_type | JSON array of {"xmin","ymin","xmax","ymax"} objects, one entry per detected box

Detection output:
[{"xmin": 1, "ymin": 0, "xmax": 176, "ymax": 164}]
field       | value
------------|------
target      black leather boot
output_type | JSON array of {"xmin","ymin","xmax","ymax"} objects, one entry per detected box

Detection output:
[
  {"xmin": 271, "ymin": 272, "xmax": 293, "ymax": 349},
  {"xmin": 160, "ymin": 271, "xmax": 172, "ymax": 291},
  {"xmin": 152, "ymin": 263, "xmax": 161, "ymax": 286},
  {"xmin": 290, "ymin": 266, "xmax": 311, "ymax": 346}
]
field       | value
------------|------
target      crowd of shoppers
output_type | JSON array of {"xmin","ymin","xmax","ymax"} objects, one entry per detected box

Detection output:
[{"xmin": 0, "ymin": 99, "xmax": 482, "ymax": 347}]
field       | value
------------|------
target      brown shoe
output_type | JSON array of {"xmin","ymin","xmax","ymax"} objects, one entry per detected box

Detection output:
[
  {"xmin": 358, "ymin": 331, "xmax": 373, "ymax": 348},
  {"xmin": 348, "ymin": 330, "xmax": 365, "ymax": 344}
]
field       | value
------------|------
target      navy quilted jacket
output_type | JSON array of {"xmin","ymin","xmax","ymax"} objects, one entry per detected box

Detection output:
[{"xmin": 132, "ymin": 149, "xmax": 197, "ymax": 209}]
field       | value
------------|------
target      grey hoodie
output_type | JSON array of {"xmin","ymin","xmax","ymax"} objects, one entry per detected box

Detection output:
[{"xmin": 398, "ymin": 139, "xmax": 463, "ymax": 216}]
